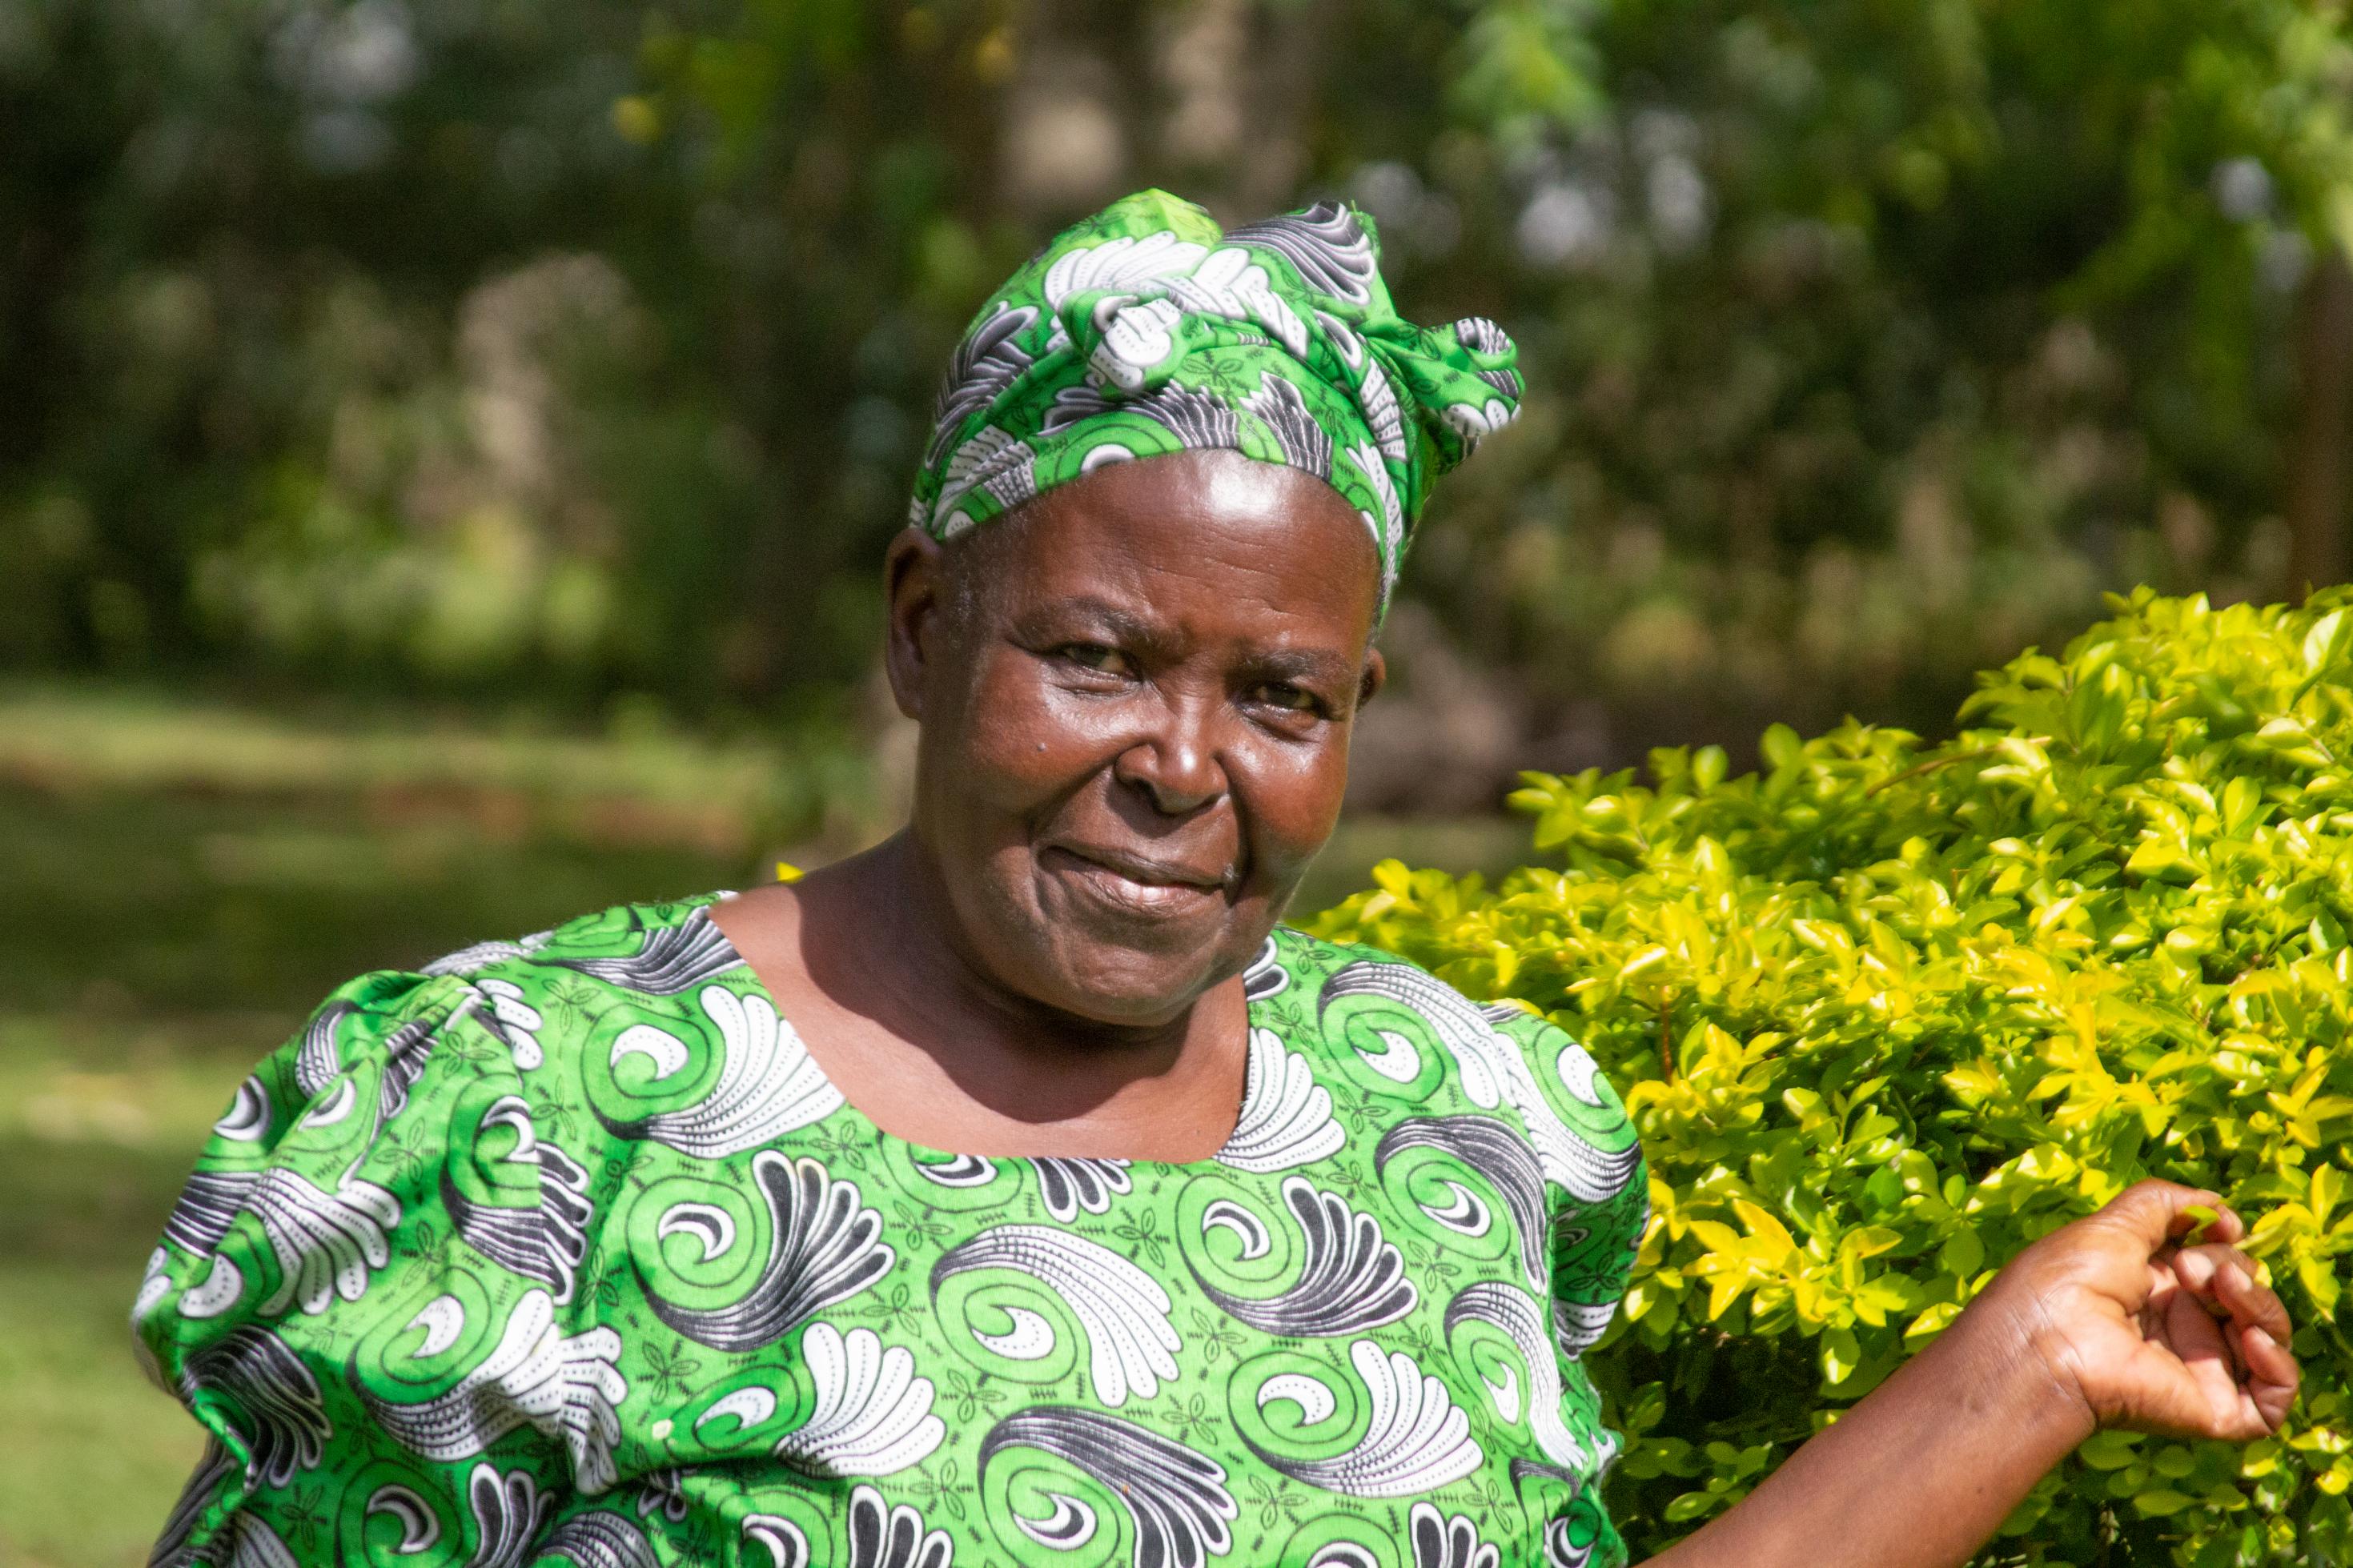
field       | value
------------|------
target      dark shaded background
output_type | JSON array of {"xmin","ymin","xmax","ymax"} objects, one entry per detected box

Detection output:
[{"xmin": 14, "ymin": 0, "xmax": 2353, "ymax": 809}]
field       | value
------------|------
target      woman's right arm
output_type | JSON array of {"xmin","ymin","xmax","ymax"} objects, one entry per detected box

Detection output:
[
  {"xmin": 1642, "ymin": 1181, "xmax": 2299, "ymax": 1568},
  {"xmin": 137, "ymin": 968, "xmax": 595, "ymax": 1563}
]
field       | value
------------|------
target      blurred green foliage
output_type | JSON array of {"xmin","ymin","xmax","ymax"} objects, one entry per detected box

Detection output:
[
  {"xmin": 1315, "ymin": 587, "xmax": 2353, "ymax": 1564},
  {"xmin": 7, "ymin": 0, "xmax": 2353, "ymax": 772}
]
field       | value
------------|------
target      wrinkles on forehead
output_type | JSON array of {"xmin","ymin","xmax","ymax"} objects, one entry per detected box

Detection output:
[{"xmin": 937, "ymin": 450, "xmax": 1380, "ymax": 648}]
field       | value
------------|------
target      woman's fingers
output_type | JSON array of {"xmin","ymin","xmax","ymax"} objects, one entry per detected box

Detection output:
[
  {"xmin": 2174, "ymin": 1245, "xmax": 2294, "ymax": 1337},
  {"xmin": 2211, "ymin": 1252, "xmax": 2293, "ymax": 1343},
  {"xmin": 2238, "ymin": 1325, "xmax": 2301, "ymax": 1432},
  {"xmin": 2162, "ymin": 1244, "xmax": 2299, "ymax": 1435},
  {"xmin": 2158, "ymin": 1277, "xmax": 2237, "ymax": 1380},
  {"xmin": 2100, "ymin": 1181, "xmax": 2242, "ymax": 1250}
]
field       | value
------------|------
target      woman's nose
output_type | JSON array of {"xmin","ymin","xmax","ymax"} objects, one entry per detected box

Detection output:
[{"xmin": 1112, "ymin": 709, "xmax": 1227, "ymax": 816}]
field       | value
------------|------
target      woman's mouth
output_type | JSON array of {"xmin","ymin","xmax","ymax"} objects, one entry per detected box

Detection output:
[{"xmin": 1040, "ymin": 844, "xmax": 1231, "ymax": 916}]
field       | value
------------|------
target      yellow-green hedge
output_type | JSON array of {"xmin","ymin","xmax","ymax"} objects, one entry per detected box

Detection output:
[{"xmin": 1311, "ymin": 587, "xmax": 2353, "ymax": 1566}]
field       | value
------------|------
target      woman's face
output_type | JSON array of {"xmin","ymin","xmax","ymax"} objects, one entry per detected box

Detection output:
[{"xmin": 888, "ymin": 448, "xmax": 1385, "ymax": 1028}]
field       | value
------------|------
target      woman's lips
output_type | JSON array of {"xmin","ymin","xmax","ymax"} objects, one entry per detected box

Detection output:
[{"xmin": 1041, "ymin": 844, "xmax": 1231, "ymax": 916}]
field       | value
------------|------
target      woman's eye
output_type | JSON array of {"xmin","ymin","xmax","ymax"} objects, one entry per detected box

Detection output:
[
  {"xmin": 1252, "ymin": 683, "xmax": 1323, "ymax": 714},
  {"xmin": 1059, "ymin": 644, "xmax": 1132, "ymax": 676}
]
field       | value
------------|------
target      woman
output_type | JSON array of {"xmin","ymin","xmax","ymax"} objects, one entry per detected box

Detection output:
[{"xmin": 139, "ymin": 191, "xmax": 2294, "ymax": 1568}]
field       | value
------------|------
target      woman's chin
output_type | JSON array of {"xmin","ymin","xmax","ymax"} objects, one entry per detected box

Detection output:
[{"xmin": 1002, "ymin": 916, "xmax": 1262, "ymax": 1028}]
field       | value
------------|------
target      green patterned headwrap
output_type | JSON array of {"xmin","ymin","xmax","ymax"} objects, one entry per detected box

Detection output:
[{"xmin": 909, "ymin": 189, "xmax": 1524, "ymax": 606}]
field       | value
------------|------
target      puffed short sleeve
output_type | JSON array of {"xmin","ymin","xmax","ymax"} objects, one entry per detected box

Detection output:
[
  {"xmin": 1492, "ymin": 1006, "xmax": 1651, "ymax": 1568},
  {"xmin": 135, "ymin": 969, "xmax": 617, "ymax": 1565}
]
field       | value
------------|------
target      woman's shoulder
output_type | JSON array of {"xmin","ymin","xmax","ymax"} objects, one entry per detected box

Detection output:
[
  {"xmin": 1263, "ymin": 923, "xmax": 1640, "ymax": 1157},
  {"xmin": 1262, "ymin": 922, "xmax": 1527, "ymax": 1029},
  {"xmin": 417, "ymin": 888, "xmax": 737, "ymax": 989},
  {"xmin": 399, "ymin": 888, "xmax": 745, "ymax": 1065}
]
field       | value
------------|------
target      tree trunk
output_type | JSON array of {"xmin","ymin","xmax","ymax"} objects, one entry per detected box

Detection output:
[{"xmin": 2287, "ymin": 247, "xmax": 2353, "ymax": 596}]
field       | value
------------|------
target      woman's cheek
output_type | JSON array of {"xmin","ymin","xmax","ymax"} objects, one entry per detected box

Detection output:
[
  {"xmin": 1239, "ymin": 734, "xmax": 1351, "ymax": 874},
  {"xmin": 960, "ymin": 669, "xmax": 1121, "ymax": 800}
]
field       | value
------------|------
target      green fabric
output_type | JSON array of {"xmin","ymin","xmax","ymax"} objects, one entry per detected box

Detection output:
[
  {"xmin": 137, "ymin": 893, "xmax": 1644, "ymax": 1567},
  {"xmin": 909, "ymin": 190, "xmax": 1525, "ymax": 606}
]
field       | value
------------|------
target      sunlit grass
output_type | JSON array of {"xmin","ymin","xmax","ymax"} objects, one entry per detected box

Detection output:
[{"xmin": 0, "ymin": 679, "xmax": 873, "ymax": 856}]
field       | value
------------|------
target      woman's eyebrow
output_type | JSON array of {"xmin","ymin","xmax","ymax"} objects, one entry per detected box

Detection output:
[
  {"xmin": 1244, "ymin": 647, "xmax": 1357, "ymax": 686},
  {"xmin": 1013, "ymin": 596, "xmax": 1157, "ymax": 643}
]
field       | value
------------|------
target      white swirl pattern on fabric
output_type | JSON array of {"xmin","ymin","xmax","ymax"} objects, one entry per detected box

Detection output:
[
  {"xmin": 361, "ymin": 1288, "xmax": 629, "ymax": 1494},
  {"xmin": 1199, "ymin": 1198, "xmax": 1271, "ymax": 1261},
  {"xmin": 1216, "ymin": 1028, "xmax": 1345, "ymax": 1173},
  {"xmin": 742, "ymin": 1513, "xmax": 811, "ymax": 1568},
  {"xmin": 1258, "ymin": 1372, "xmax": 1336, "ymax": 1426},
  {"xmin": 1245, "ymin": 1339, "xmax": 1481, "ymax": 1498},
  {"xmin": 405, "ymin": 1294, "xmax": 466, "ymax": 1359},
  {"xmin": 931, "ymin": 1225, "xmax": 1180, "ymax": 1407},
  {"xmin": 604, "ymin": 985, "xmax": 843, "ymax": 1160},
  {"xmin": 363, "ymin": 1483, "xmax": 440, "ymax": 1553},
  {"xmin": 973, "ymin": 1305, "xmax": 1056, "ymax": 1361},
  {"xmin": 464, "ymin": 1462, "xmax": 555, "ymax": 1568},
  {"xmin": 212, "ymin": 1076, "xmax": 272, "ymax": 1141},
  {"xmin": 774, "ymin": 1322, "xmax": 945, "ymax": 1477},
  {"xmin": 1445, "ymin": 1281, "xmax": 1593, "ymax": 1472},
  {"xmin": 643, "ymin": 1153, "xmax": 893, "ymax": 1353},
  {"xmin": 656, "ymin": 1202, "xmax": 736, "ymax": 1264},
  {"xmin": 979, "ymin": 1408, "xmax": 1235, "ymax": 1568},
  {"xmin": 1323, "ymin": 962, "xmax": 1640, "ymax": 1203},
  {"xmin": 1188, "ymin": 1178, "xmax": 1415, "ymax": 1337},
  {"xmin": 1015, "ymin": 1492, "xmax": 1100, "ymax": 1551},
  {"xmin": 694, "ymin": 1386, "xmax": 777, "ymax": 1438}
]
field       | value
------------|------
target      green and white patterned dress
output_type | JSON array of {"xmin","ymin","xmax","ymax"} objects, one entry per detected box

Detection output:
[{"xmin": 137, "ymin": 892, "xmax": 1647, "ymax": 1567}]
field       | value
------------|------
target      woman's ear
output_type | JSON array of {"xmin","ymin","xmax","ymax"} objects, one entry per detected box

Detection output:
[
  {"xmin": 1356, "ymin": 644, "xmax": 1387, "ymax": 712},
  {"xmin": 883, "ymin": 527, "xmax": 947, "ymax": 721}
]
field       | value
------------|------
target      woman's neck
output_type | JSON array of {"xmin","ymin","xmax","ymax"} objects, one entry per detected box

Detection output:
[{"xmin": 709, "ymin": 835, "xmax": 1251, "ymax": 1157}]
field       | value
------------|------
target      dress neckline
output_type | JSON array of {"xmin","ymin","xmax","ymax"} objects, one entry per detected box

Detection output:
[{"xmin": 680, "ymin": 888, "xmax": 1286, "ymax": 1171}]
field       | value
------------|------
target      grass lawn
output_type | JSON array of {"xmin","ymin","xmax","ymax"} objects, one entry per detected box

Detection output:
[{"xmin": 0, "ymin": 682, "xmax": 1528, "ymax": 1566}]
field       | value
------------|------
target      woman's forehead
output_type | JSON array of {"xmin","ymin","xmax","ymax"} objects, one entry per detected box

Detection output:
[{"xmin": 969, "ymin": 451, "xmax": 1381, "ymax": 636}]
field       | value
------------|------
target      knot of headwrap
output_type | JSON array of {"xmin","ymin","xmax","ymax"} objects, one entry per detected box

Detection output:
[{"xmin": 909, "ymin": 189, "xmax": 1524, "ymax": 606}]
